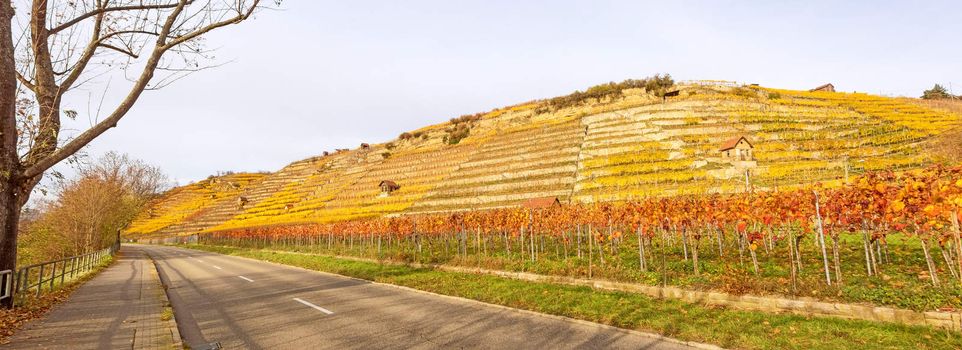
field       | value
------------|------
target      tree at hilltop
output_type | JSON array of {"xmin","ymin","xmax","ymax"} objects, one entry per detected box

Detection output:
[
  {"xmin": 0, "ymin": 0, "xmax": 278, "ymax": 308},
  {"xmin": 922, "ymin": 84, "xmax": 956, "ymax": 100}
]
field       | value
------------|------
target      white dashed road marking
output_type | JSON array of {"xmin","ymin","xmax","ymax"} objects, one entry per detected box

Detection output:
[
  {"xmin": 293, "ymin": 298, "xmax": 334, "ymax": 315},
  {"xmin": 238, "ymin": 276, "xmax": 254, "ymax": 282}
]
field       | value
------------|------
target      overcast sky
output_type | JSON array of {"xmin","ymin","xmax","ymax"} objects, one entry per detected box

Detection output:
[{"xmin": 57, "ymin": 0, "xmax": 962, "ymax": 186}]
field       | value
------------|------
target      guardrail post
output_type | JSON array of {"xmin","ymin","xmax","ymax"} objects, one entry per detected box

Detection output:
[
  {"xmin": 17, "ymin": 267, "xmax": 27, "ymax": 304},
  {"xmin": 36, "ymin": 264, "xmax": 44, "ymax": 297},
  {"xmin": 48, "ymin": 261, "xmax": 55, "ymax": 292},
  {"xmin": 60, "ymin": 260, "xmax": 66, "ymax": 286}
]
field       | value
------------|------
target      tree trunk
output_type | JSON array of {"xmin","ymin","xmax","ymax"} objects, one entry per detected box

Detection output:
[
  {"xmin": 1, "ymin": 0, "xmax": 23, "ymax": 309},
  {"xmin": 0, "ymin": 182, "xmax": 19, "ymax": 308}
]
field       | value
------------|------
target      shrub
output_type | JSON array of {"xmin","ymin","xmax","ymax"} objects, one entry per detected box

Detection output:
[
  {"xmin": 539, "ymin": 74, "xmax": 674, "ymax": 111},
  {"xmin": 768, "ymin": 92, "xmax": 782, "ymax": 100},
  {"xmin": 922, "ymin": 84, "xmax": 956, "ymax": 100},
  {"xmin": 446, "ymin": 124, "xmax": 470, "ymax": 145},
  {"xmin": 399, "ymin": 132, "xmax": 413, "ymax": 140},
  {"xmin": 730, "ymin": 86, "xmax": 758, "ymax": 98}
]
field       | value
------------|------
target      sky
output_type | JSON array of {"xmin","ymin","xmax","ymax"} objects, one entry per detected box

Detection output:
[{"xmin": 56, "ymin": 0, "xmax": 962, "ymax": 186}]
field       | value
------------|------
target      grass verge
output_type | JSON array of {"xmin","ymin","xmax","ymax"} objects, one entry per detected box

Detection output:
[
  {"xmin": 181, "ymin": 244, "xmax": 962, "ymax": 350},
  {"xmin": 0, "ymin": 257, "xmax": 114, "ymax": 344}
]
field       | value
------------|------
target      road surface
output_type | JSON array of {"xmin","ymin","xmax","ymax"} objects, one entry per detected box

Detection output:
[{"xmin": 141, "ymin": 245, "xmax": 706, "ymax": 350}]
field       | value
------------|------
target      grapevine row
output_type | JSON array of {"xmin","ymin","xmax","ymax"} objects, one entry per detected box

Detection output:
[{"xmin": 203, "ymin": 165, "xmax": 962, "ymax": 290}]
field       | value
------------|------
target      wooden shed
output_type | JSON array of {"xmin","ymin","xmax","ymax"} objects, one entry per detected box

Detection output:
[
  {"xmin": 522, "ymin": 197, "xmax": 561, "ymax": 209},
  {"xmin": 810, "ymin": 83, "xmax": 835, "ymax": 92},
  {"xmin": 719, "ymin": 136, "xmax": 754, "ymax": 161},
  {"xmin": 379, "ymin": 180, "xmax": 400, "ymax": 196}
]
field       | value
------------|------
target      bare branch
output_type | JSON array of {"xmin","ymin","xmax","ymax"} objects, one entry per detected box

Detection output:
[
  {"xmin": 97, "ymin": 43, "xmax": 139, "ymax": 59},
  {"xmin": 20, "ymin": 0, "xmax": 268, "ymax": 179},
  {"xmin": 48, "ymin": 2, "xmax": 186, "ymax": 36},
  {"xmin": 15, "ymin": 71, "xmax": 35, "ymax": 91},
  {"xmin": 163, "ymin": 1, "xmax": 261, "ymax": 50}
]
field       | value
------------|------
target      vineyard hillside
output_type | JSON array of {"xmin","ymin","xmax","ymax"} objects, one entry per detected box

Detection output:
[{"xmin": 125, "ymin": 81, "xmax": 962, "ymax": 238}]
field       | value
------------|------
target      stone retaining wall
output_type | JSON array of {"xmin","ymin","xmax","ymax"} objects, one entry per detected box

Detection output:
[{"xmin": 434, "ymin": 265, "xmax": 962, "ymax": 331}]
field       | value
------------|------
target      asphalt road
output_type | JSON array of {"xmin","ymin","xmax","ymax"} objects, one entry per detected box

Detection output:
[{"xmin": 139, "ymin": 245, "xmax": 704, "ymax": 350}]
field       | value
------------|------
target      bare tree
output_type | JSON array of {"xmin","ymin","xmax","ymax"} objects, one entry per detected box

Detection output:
[{"xmin": 0, "ymin": 0, "xmax": 274, "ymax": 307}]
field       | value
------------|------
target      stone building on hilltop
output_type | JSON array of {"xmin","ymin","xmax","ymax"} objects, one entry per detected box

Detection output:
[{"xmin": 810, "ymin": 83, "xmax": 835, "ymax": 92}]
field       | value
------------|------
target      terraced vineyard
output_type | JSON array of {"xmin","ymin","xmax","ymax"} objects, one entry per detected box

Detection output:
[
  {"xmin": 409, "ymin": 117, "xmax": 585, "ymax": 213},
  {"xmin": 124, "ymin": 81, "xmax": 961, "ymax": 238},
  {"xmin": 125, "ymin": 172, "xmax": 267, "ymax": 237}
]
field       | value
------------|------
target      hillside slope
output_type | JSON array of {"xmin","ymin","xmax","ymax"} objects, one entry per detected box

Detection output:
[{"xmin": 124, "ymin": 81, "xmax": 961, "ymax": 238}]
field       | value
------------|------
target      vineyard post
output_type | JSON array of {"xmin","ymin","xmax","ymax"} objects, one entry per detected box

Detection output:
[
  {"xmin": 794, "ymin": 233, "xmax": 803, "ymax": 270},
  {"xmin": 715, "ymin": 227, "xmax": 723, "ymax": 257},
  {"xmin": 530, "ymin": 227, "xmax": 536, "ymax": 262},
  {"xmin": 577, "ymin": 224, "xmax": 582, "ymax": 258},
  {"xmin": 861, "ymin": 228, "xmax": 873, "ymax": 276},
  {"xmin": 918, "ymin": 233, "xmax": 940, "ymax": 286},
  {"xmin": 681, "ymin": 229, "xmax": 689, "ymax": 261},
  {"xmin": 832, "ymin": 232, "xmax": 842, "ymax": 284},
  {"xmin": 692, "ymin": 229, "xmax": 700, "ymax": 276},
  {"xmin": 953, "ymin": 214, "xmax": 962, "ymax": 287},
  {"xmin": 599, "ymin": 225, "xmax": 607, "ymax": 266},
  {"xmin": 588, "ymin": 224, "xmax": 593, "ymax": 279},
  {"xmin": 789, "ymin": 230, "xmax": 797, "ymax": 296},
  {"xmin": 737, "ymin": 228, "xmax": 745, "ymax": 266},
  {"xmin": 940, "ymin": 246, "xmax": 958, "ymax": 280},
  {"xmin": 503, "ymin": 231, "xmax": 509, "ymax": 255},
  {"xmin": 637, "ymin": 225, "xmax": 646, "ymax": 272},
  {"xmin": 661, "ymin": 228, "xmax": 667, "ymax": 287},
  {"xmin": 813, "ymin": 190, "xmax": 833, "ymax": 286},
  {"xmin": 520, "ymin": 225, "xmax": 525, "ymax": 262}
]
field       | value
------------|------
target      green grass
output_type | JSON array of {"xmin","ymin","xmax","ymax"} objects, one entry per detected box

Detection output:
[
  {"xmin": 200, "ymin": 232, "xmax": 962, "ymax": 312},
  {"xmin": 180, "ymin": 244, "xmax": 962, "ymax": 350}
]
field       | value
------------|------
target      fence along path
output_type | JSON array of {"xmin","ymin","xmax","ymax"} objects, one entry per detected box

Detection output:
[{"xmin": 1, "ymin": 245, "xmax": 181, "ymax": 350}]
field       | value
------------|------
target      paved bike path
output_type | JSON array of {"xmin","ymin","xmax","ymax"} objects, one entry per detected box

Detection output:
[{"xmin": 1, "ymin": 246, "xmax": 181, "ymax": 350}]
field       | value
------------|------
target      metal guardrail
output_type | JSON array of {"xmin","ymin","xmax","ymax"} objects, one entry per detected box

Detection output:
[
  {"xmin": 8, "ymin": 244, "xmax": 118, "ymax": 306},
  {"xmin": 0, "ymin": 269, "xmax": 12, "ymax": 304}
]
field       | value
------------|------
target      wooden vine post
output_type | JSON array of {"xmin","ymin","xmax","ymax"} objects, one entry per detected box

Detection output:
[
  {"xmin": 813, "ymin": 190, "xmax": 832, "ymax": 286},
  {"xmin": 953, "ymin": 213, "xmax": 962, "ymax": 287}
]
